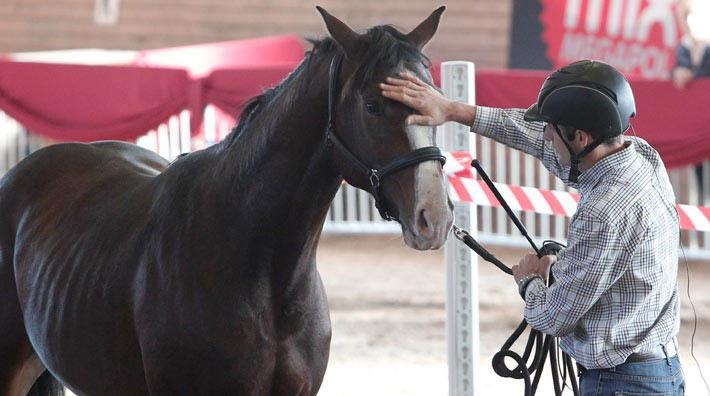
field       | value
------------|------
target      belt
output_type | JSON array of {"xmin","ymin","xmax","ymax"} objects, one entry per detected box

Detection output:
[
  {"xmin": 625, "ymin": 338, "xmax": 678, "ymax": 363},
  {"xmin": 576, "ymin": 339, "xmax": 678, "ymax": 375}
]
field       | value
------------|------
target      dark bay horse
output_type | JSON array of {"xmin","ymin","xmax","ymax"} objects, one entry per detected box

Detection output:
[{"xmin": 0, "ymin": 6, "xmax": 452, "ymax": 396}]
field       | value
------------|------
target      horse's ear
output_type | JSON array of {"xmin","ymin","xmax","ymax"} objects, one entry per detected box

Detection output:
[
  {"xmin": 316, "ymin": 6, "xmax": 364, "ymax": 57},
  {"xmin": 406, "ymin": 5, "xmax": 446, "ymax": 49}
]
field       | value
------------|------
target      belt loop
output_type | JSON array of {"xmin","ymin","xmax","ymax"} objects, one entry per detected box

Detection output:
[
  {"xmin": 576, "ymin": 363, "xmax": 586, "ymax": 377},
  {"xmin": 662, "ymin": 343, "xmax": 671, "ymax": 366}
]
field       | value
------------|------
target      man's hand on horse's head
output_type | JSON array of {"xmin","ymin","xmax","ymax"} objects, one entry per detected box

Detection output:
[
  {"xmin": 380, "ymin": 72, "xmax": 450, "ymax": 126},
  {"xmin": 380, "ymin": 72, "xmax": 477, "ymax": 127}
]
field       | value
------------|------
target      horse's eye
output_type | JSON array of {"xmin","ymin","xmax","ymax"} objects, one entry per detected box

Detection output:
[{"xmin": 365, "ymin": 101, "xmax": 383, "ymax": 116}]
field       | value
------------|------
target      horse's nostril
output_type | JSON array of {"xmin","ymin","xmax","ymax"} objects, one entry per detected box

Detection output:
[{"xmin": 417, "ymin": 207, "xmax": 431, "ymax": 235}]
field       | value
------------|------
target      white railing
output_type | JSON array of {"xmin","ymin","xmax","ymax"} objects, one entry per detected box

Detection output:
[
  {"xmin": 134, "ymin": 110, "xmax": 192, "ymax": 161},
  {"xmin": 0, "ymin": 108, "xmax": 708, "ymax": 258}
]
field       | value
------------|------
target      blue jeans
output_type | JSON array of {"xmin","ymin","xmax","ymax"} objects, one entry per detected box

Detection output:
[{"xmin": 579, "ymin": 355, "xmax": 684, "ymax": 395}]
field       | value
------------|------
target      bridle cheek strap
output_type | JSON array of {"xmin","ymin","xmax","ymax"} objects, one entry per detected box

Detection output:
[{"xmin": 325, "ymin": 54, "xmax": 447, "ymax": 221}]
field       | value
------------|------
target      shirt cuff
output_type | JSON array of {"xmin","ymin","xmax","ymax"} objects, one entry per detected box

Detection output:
[
  {"xmin": 517, "ymin": 274, "xmax": 544, "ymax": 299},
  {"xmin": 523, "ymin": 277, "xmax": 546, "ymax": 300}
]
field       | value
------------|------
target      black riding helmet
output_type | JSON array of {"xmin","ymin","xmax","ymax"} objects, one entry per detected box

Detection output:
[{"xmin": 524, "ymin": 60, "xmax": 636, "ymax": 181}]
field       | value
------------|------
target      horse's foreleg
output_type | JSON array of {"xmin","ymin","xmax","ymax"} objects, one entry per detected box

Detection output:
[
  {"xmin": 2, "ymin": 352, "xmax": 47, "ymax": 396},
  {"xmin": 0, "ymin": 273, "xmax": 47, "ymax": 395},
  {"xmin": 0, "ymin": 238, "xmax": 56, "ymax": 396}
]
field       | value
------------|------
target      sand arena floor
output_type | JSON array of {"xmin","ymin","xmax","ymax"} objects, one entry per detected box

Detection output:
[{"xmin": 316, "ymin": 235, "xmax": 710, "ymax": 396}]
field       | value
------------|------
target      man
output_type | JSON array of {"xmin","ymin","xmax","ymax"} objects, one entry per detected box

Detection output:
[
  {"xmin": 672, "ymin": 0, "xmax": 710, "ymax": 203},
  {"xmin": 672, "ymin": 0, "xmax": 710, "ymax": 90},
  {"xmin": 381, "ymin": 60, "xmax": 685, "ymax": 395}
]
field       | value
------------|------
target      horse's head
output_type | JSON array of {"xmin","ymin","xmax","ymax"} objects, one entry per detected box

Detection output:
[{"xmin": 317, "ymin": 6, "xmax": 453, "ymax": 250}]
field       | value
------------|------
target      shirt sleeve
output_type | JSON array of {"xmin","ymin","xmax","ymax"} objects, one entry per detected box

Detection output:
[
  {"xmin": 523, "ymin": 215, "xmax": 631, "ymax": 336},
  {"xmin": 471, "ymin": 106, "xmax": 571, "ymax": 182}
]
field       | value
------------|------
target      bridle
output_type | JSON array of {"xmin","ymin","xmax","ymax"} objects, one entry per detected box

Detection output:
[{"xmin": 325, "ymin": 53, "xmax": 447, "ymax": 221}]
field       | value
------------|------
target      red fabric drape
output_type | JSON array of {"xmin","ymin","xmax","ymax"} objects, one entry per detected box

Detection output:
[
  {"xmin": 134, "ymin": 34, "xmax": 306, "ymax": 135},
  {"xmin": 1, "ymin": 50, "xmax": 709, "ymax": 168},
  {"xmin": 193, "ymin": 64, "xmax": 299, "ymax": 132},
  {"xmin": 135, "ymin": 35, "xmax": 305, "ymax": 78},
  {"xmin": 474, "ymin": 69, "xmax": 710, "ymax": 168},
  {"xmin": 0, "ymin": 60, "xmax": 190, "ymax": 142}
]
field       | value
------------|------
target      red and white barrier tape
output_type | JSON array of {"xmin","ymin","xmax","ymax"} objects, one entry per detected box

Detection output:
[{"xmin": 443, "ymin": 151, "xmax": 710, "ymax": 232}]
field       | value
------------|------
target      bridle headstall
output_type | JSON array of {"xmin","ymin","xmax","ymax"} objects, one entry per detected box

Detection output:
[{"xmin": 324, "ymin": 54, "xmax": 446, "ymax": 221}]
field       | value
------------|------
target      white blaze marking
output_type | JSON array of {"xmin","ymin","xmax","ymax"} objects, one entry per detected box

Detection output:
[
  {"xmin": 406, "ymin": 123, "xmax": 442, "ymax": 207},
  {"xmin": 398, "ymin": 65, "xmax": 447, "ymax": 233}
]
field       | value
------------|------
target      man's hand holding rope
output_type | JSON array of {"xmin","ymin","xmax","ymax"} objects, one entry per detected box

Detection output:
[{"xmin": 512, "ymin": 254, "xmax": 555, "ymax": 298}]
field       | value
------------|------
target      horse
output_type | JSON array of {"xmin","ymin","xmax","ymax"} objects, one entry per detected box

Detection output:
[{"xmin": 0, "ymin": 6, "xmax": 452, "ymax": 396}]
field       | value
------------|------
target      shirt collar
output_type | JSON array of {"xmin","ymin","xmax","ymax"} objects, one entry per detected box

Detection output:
[{"xmin": 577, "ymin": 140, "xmax": 634, "ymax": 195}]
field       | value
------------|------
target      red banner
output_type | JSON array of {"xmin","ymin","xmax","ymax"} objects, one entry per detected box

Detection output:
[
  {"xmin": 473, "ymin": 68, "xmax": 710, "ymax": 168},
  {"xmin": 540, "ymin": 0, "xmax": 683, "ymax": 79}
]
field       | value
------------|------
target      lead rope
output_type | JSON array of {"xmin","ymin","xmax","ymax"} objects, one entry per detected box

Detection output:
[{"xmin": 452, "ymin": 160, "xmax": 580, "ymax": 396}]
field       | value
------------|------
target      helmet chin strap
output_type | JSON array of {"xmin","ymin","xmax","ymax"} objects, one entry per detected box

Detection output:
[{"xmin": 552, "ymin": 125, "xmax": 603, "ymax": 183}]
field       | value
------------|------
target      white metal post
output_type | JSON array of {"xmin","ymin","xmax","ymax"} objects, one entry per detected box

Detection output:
[{"xmin": 439, "ymin": 61, "xmax": 478, "ymax": 396}]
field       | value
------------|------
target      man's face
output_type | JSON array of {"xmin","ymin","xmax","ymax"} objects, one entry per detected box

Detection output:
[{"xmin": 543, "ymin": 123, "xmax": 573, "ymax": 166}]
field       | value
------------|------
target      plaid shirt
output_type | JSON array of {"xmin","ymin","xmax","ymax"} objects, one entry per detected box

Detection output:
[{"xmin": 472, "ymin": 106, "xmax": 681, "ymax": 369}]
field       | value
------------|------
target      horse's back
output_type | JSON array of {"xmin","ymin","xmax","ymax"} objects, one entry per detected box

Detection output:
[
  {"xmin": 0, "ymin": 141, "xmax": 167, "ymax": 225},
  {"xmin": 3, "ymin": 140, "xmax": 168, "ymax": 188},
  {"xmin": 88, "ymin": 141, "xmax": 170, "ymax": 176}
]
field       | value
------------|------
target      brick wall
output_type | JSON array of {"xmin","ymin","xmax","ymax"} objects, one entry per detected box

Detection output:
[{"xmin": 0, "ymin": 0, "xmax": 512, "ymax": 68}]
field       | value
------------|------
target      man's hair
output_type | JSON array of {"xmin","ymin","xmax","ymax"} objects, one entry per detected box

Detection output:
[
  {"xmin": 558, "ymin": 124, "xmax": 621, "ymax": 146},
  {"xmin": 558, "ymin": 124, "xmax": 576, "ymax": 141}
]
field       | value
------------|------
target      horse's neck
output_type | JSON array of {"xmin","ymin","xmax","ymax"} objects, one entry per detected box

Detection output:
[{"xmin": 216, "ymin": 55, "xmax": 342, "ymax": 251}]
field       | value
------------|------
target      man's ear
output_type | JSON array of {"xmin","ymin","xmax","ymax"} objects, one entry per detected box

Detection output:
[{"xmin": 577, "ymin": 130, "xmax": 593, "ymax": 146}]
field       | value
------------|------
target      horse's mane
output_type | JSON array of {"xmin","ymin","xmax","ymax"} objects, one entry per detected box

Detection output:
[
  {"xmin": 221, "ymin": 25, "xmax": 430, "ymax": 149},
  {"xmin": 221, "ymin": 39, "xmax": 336, "ymax": 148}
]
